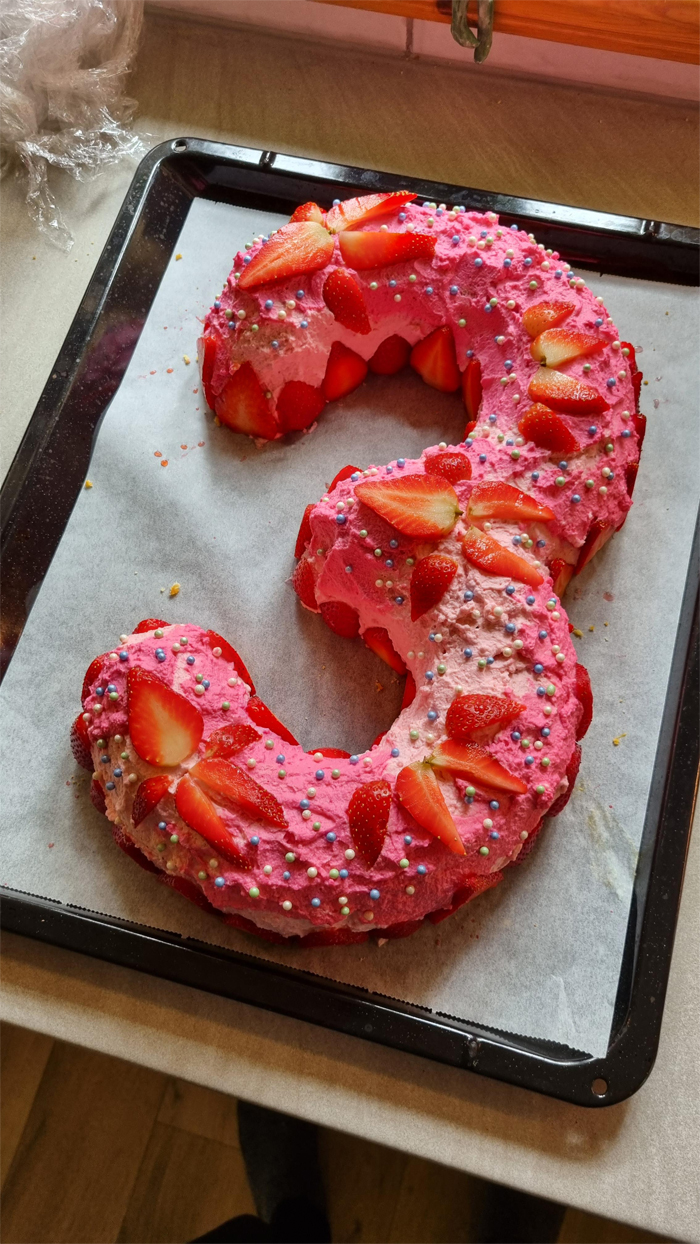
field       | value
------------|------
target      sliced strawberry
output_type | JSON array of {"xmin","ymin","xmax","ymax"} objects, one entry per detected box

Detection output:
[
  {"xmin": 111, "ymin": 823, "xmax": 159, "ymax": 873},
  {"xmin": 294, "ymin": 504, "xmax": 314, "ymax": 558},
  {"xmin": 322, "ymin": 341, "xmax": 368, "ymax": 402},
  {"xmin": 237, "ymin": 221, "xmax": 334, "ymax": 290},
  {"xmin": 574, "ymin": 520, "xmax": 613, "ymax": 576},
  {"xmin": 277, "ymin": 381, "xmax": 326, "ymax": 433},
  {"xmin": 372, "ymin": 730, "xmax": 387, "ymax": 748},
  {"xmin": 410, "ymin": 553, "xmax": 459, "ymax": 621},
  {"xmin": 292, "ymin": 557, "xmax": 319, "ymax": 612},
  {"xmin": 306, "ymin": 747, "xmax": 351, "ymax": 758},
  {"xmin": 575, "ymin": 663, "xmax": 593, "ymax": 740},
  {"xmin": 326, "ymin": 191, "xmax": 417, "ymax": 233},
  {"xmin": 347, "ymin": 779, "xmax": 393, "ymax": 866},
  {"xmin": 322, "ymin": 269, "xmax": 371, "ymax": 334},
  {"xmin": 530, "ymin": 328, "xmax": 605, "ymax": 368},
  {"xmin": 424, "ymin": 452, "xmax": 472, "ymax": 485},
  {"xmin": 522, "ymin": 301, "xmax": 575, "ymax": 339},
  {"xmin": 621, "ymin": 341, "xmax": 643, "ymax": 409},
  {"xmin": 510, "ymin": 817, "xmax": 545, "ymax": 863},
  {"xmin": 247, "ymin": 695, "xmax": 299, "ymax": 746},
  {"xmin": 90, "ymin": 779, "xmax": 107, "ymax": 815},
  {"xmin": 70, "ymin": 714, "xmax": 93, "ymax": 770},
  {"xmin": 363, "ymin": 627, "xmax": 406, "ymax": 674},
  {"xmin": 547, "ymin": 744, "xmax": 582, "ymax": 817},
  {"xmin": 127, "ymin": 667, "xmax": 204, "ymax": 767},
  {"xmin": 462, "ymin": 527, "xmax": 544, "ymax": 588},
  {"xmin": 320, "ymin": 600, "xmax": 360, "ymax": 638},
  {"xmin": 338, "ymin": 230, "xmax": 436, "ymax": 270},
  {"xmin": 205, "ymin": 724, "xmax": 261, "ymax": 759},
  {"xmin": 216, "ymin": 363, "xmax": 279, "ymax": 440},
  {"xmin": 632, "ymin": 412, "xmax": 647, "ymax": 448},
  {"xmin": 445, "ymin": 694, "xmax": 525, "ymax": 744},
  {"xmin": 396, "ymin": 763, "xmax": 465, "ymax": 856},
  {"xmin": 401, "ymin": 671, "xmax": 417, "ymax": 710},
  {"xmin": 329, "ymin": 463, "xmax": 361, "ymax": 492},
  {"xmin": 175, "ymin": 773, "xmax": 250, "ymax": 866},
  {"xmin": 206, "ymin": 631, "xmax": 255, "ymax": 692},
  {"xmin": 132, "ymin": 774, "xmax": 172, "ymax": 827},
  {"xmin": 82, "ymin": 655, "xmax": 105, "ymax": 704},
  {"xmin": 201, "ymin": 333, "xmax": 217, "ymax": 411},
  {"xmin": 368, "ymin": 335, "xmax": 411, "ymax": 375},
  {"xmin": 355, "ymin": 475, "xmax": 460, "ymax": 539},
  {"xmin": 410, "ymin": 327, "xmax": 460, "ymax": 393},
  {"xmin": 190, "ymin": 757, "xmax": 288, "ymax": 828},
  {"xmin": 430, "ymin": 740, "xmax": 528, "ymax": 795},
  {"xmin": 468, "ymin": 481, "xmax": 555, "ymax": 523},
  {"xmin": 625, "ymin": 461, "xmax": 639, "ymax": 498},
  {"xmin": 462, "ymin": 357, "xmax": 481, "ymax": 424},
  {"xmin": 528, "ymin": 369, "xmax": 609, "ymax": 416},
  {"xmin": 550, "ymin": 558, "xmax": 574, "ymax": 597},
  {"xmin": 428, "ymin": 873, "xmax": 502, "ymax": 922},
  {"xmin": 290, "ymin": 202, "xmax": 326, "ymax": 225},
  {"xmin": 132, "ymin": 618, "xmax": 169, "ymax": 634},
  {"xmin": 517, "ymin": 405, "xmax": 580, "ymax": 455}
]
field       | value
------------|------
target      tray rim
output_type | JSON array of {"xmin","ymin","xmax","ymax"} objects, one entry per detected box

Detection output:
[{"xmin": 1, "ymin": 137, "xmax": 698, "ymax": 1107}]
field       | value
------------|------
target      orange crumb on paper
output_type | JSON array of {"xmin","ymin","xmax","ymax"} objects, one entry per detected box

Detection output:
[
  {"xmin": 167, "ymin": 367, "xmax": 174, "ymax": 374},
  {"xmin": 180, "ymin": 444, "xmax": 187, "ymax": 450},
  {"xmin": 589, "ymin": 625, "xmax": 595, "ymax": 632},
  {"xmin": 175, "ymin": 253, "xmax": 182, "ymax": 260},
  {"xmin": 169, "ymin": 583, "xmax": 180, "ymax": 598},
  {"xmin": 161, "ymin": 459, "xmax": 169, "ymax": 467},
  {"xmin": 154, "ymin": 451, "xmax": 162, "ymax": 457},
  {"xmin": 150, "ymin": 370, "xmax": 156, "ymax": 375},
  {"xmin": 198, "ymin": 441, "xmax": 205, "ymax": 446},
  {"xmin": 193, "ymin": 387, "xmax": 199, "ymax": 394},
  {"xmin": 84, "ymin": 480, "xmax": 93, "ymax": 489},
  {"xmin": 613, "ymin": 734, "xmax": 627, "ymax": 747},
  {"xmin": 572, "ymin": 628, "xmax": 583, "ymax": 638},
  {"xmin": 183, "ymin": 355, "xmax": 191, "ymax": 365}
]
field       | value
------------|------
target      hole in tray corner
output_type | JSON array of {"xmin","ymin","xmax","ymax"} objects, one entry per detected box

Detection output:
[
  {"xmin": 172, "ymin": 139, "xmax": 188, "ymax": 152},
  {"xmin": 591, "ymin": 1076, "xmax": 608, "ymax": 1098}
]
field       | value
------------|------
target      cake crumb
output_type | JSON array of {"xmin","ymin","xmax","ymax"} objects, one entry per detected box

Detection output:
[
  {"xmin": 183, "ymin": 354, "xmax": 191, "ymax": 365},
  {"xmin": 84, "ymin": 479, "xmax": 93, "ymax": 489},
  {"xmin": 572, "ymin": 628, "xmax": 583, "ymax": 638},
  {"xmin": 613, "ymin": 734, "xmax": 627, "ymax": 746},
  {"xmin": 169, "ymin": 583, "xmax": 180, "ymax": 597},
  {"xmin": 166, "ymin": 367, "xmax": 174, "ymax": 374},
  {"xmin": 589, "ymin": 625, "xmax": 595, "ymax": 632},
  {"xmin": 175, "ymin": 253, "xmax": 182, "ymax": 260},
  {"xmin": 160, "ymin": 459, "xmax": 168, "ymax": 467}
]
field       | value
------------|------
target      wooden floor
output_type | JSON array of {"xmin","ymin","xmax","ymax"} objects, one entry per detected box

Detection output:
[{"xmin": 1, "ymin": 1023, "xmax": 674, "ymax": 1244}]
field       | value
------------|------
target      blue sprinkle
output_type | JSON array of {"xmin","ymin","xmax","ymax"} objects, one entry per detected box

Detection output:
[
  {"xmin": 156, "ymin": 651, "xmax": 166, "ymax": 662},
  {"xmin": 486, "ymin": 656, "xmax": 495, "ymax": 665},
  {"xmin": 370, "ymin": 889, "xmax": 380, "ymax": 900},
  {"xmin": 503, "ymin": 258, "xmax": 512, "ymax": 267},
  {"xmin": 429, "ymin": 633, "xmax": 435, "ymax": 642},
  {"xmin": 389, "ymin": 279, "xmax": 397, "ymax": 288},
  {"xmin": 398, "ymin": 212, "xmax": 406, "ymax": 221},
  {"xmin": 315, "ymin": 769, "xmax": 325, "ymax": 780},
  {"xmin": 250, "ymin": 836, "xmax": 260, "ymax": 845},
  {"xmin": 475, "ymin": 258, "xmax": 483, "ymax": 267},
  {"xmin": 336, "ymin": 514, "xmax": 347, "ymax": 525},
  {"xmin": 326, "ymin": 832, "xmax": 336, "ymax": 842},
  {"xmin": 512, "ymin": 535, "xmax": 522, "ymax": 546},
  {"xmin": 505, "ymin": 622, "xmax": 516, "ymax": 634},
  {"xmin": 404, "ymin": 835, "xmax": 412, "ymax": 845},
  {"xmin": 95, "ymin": 687, "xmax": 104, "ymax": 696},
  {"xmin": 504, "ymin": 360, "xmax": 513, "ymax": 370},
  {"xmin": 276, "ymin": 755, "xmax": 285, "ymax": 764},
  {"xmin": 311, "ymin": 898, "xmax": 321, "ymax": 908},
  {"xmin": 595, "ymin": 317, "xmax": 603, "ymax": 326},
  {"xmin": 395, "ymin": 596, "xmax": 405, "ymax": 605},
  {"xmin": 525, "ymin": 756, "xmax": 535, "ymax": 765},
  {"xmin": 606, "ymin": 378, "xmax": 616, "ymax": 388},
  {"xmin": 243, "ymin": 255, "xmax": 251, "ymax": 264},
  {"xmin": 541, "ymin": 727, "xmax": 551, "ymax": 737},
  {"xmin": 425, "ymin": 671, "xmax": 434, "ymax": 681},
  {"xmin": 158, "ymin": 822, "xmax": 167, "ymax": 831},
  {"xmin": 351, "ymin": 472, "xmax": 360, "ymax": 481},
  {"xmin": 511, "ymin": 731, "xmax": 521, "ymax": 741},
  {"xmin": 299, "ymin": 799, "xmax": 310, "ymax": 810},
  {"xmin": 214, "ymin": 300, "xmax": 221, "ymax": 309},
  {"xmin": 481, "ymin": 230, "xmax": 487, "ymax": 238},
  {"xmin": 489, "ymin": 414, "xmax": 497, "ymax": 424},
  {"xmin": 283, "ymin": 871, "xmax": 291, "ymax": 881},
  {"xmin": 536, "ymin": 539, "xmax": 546, "ymax": 548},
  {"xmin": 417, "ymin": 865, "xmax": 427, "ymax": 876},
  {"xmin": 105, "ymin": 780, "xmax": 115, "ymax": 791},
  {"xmin": 524, "ymin": 257, "xmax": 532, "ymax": 266},
  {"xmin": 622, "ymin": 429, "xmax": 631, "ymax": 438},
  {"xmin": 571, "ymin": 494, "xmax": 581, "ymax": 503},
  {"xmin": 119, "ymin": 651, "xmax": 128, "ymax": 662},
  {"xmin": 479, "ymin": 453, "xmax": 487, "ymax": 463},
  {"xmin": 436, "ymin": 208, "xmax": 443, "ymax": 216},
  {"xmin": 489, "ymin": 830, "xmax": 500, "ymax": 840},
  {"xmin": 345, "ymin": 566, "xmax": 353, "ymax": 574},
  {"xmin": 300, "ymin": 320, "xmax": 308, "ymax": 328},
  {"xmin": 113, "ymin": 768, "xmax": 122, "ymax": 778},
  {"xmin": 215, "ymin": 876, "xmax": 225, "ymax": 887},
  {"xmin": 451, "ymin": 235, "xmax": 460, "ymax": 245},
  {"xmin": 531, "ymin": 471, "xmax": 540, "ymax": 482},
  {"xmin": 534, "ymin": 663, "xmax": 544, "ymax": 675},
  {"xmin": 385, "ymin": 558, "xmax": 394, "ymax": 568},
  {"xmin": 537, "ymin": 687, "xmax": 546, "ymax": 697},
  {"xmin": 333, "ymin": 198, "xmax": 340, "ymax": 205},
  {"xmin": 427, "ymin": 710, "xmax": 438, "ymax": 721},
  {"xmin": 339, "ymin": 868, "xmax": 349, "ymax": 878},
  {"xmin": 426, "ymin": 286, "xmax": 434, "ymax": 295},
  {"xmin": 464, "ymin": 590, "xmax": 474, "ymax": 601},
  {"xmin": 526, "ymin": 595, "xmax": 535, "ymax": 605},
  {"xmin": 450, "ymin": 285, "xmax": 459, "ymax": 295},
  {"xmin": 465, "ymin": 438, "xmax": 473, "ymax": 447},
  {"xmin": 539, "ymin": 629, "xmax": 548, "ymax": 639},
  {"xmin": 391, "ymin": 748, "xmax": 400, "ymax": 758},
  {"xmin": 186, "ymin": 655, "xmax": 195, "ymax": 665},
  {"xmin": 202, "ymin": 680, "xmax": 210, "ymax": 689},
  {"xmin": 264, "ymin": 299, "xmax": 273, "ymax": 309},
  {"xmin": 506, "ymin": 438, "xmax": 514, "ymax": 446},
  {"xmin": 464, "ymin": 648, "xmax": 473, "ymax": 659},
  {"xmin": 397, "ymin": 458, "xmax": 406, "ymax": 468},
  {"xmin": 588, "ymin": 425, "xmax": 597, "ymax": 436},
  {"xmin": 349, "ymin": 755, "xmax": 359, "ymax": 765},
  {"xmin": 296, "ymin": 289, "xmax": 305, "ymax": 299},
  {"xmin": 559, "ymin": 461, "xmax": 568, "ymax": 471},
  {"xmin": 505, "ymin": 585, "xmax": 515, "ymax": 596},
  {"xmin": 465, "ymin": 795, "xmax": 474, "ymax": 804},
  {"xmin": 100, "ymin": 755, "xmax": 110, "ymax": 763},
  {"xmin": 390, "ymin": 539, "xmax": 399, "ymax": 548},
  {"xmin": 466, "ymin": 349, "xmax": 474, "ymax": 358},
  {"xmin": 555, "ymin": 270, "xmax": 562, "ymax": 278},
  {"xmin": 511, "ymin": 224, "xmax": 518, "ymax": 230},
  {"xmin": 271, "ymin": 340, "xmax": 279, "ymax": 349},
  {"xmin": 490, "ymin": 800, "xmax": 500, "ymax": 810},
  {"xmin": 107, "ymin": 684, "xmax": 116, "ymax": 693}
]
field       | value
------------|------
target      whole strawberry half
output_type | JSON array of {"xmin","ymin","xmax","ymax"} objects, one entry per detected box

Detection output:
[
  {"xmin": 338, "ymin": 230, "xmax": 435, "ymax": 270},
  {"xmin": 329, "ymin": 463, "xmax": 361, "ymax": 492},
  {"xmin": 326, "ymin": 191, "xmax": 416, "ymax": 233},
  {"xmin": 320, "ymin": 601, "xmax": 361, "ymax": 639},
  {"xmin": 294, "ymin": 504, "xmax": 314, "ymax": 558},
  {"xmin": 82, "ymin": 654, "xmax": 106, "ymax": 704},
  {"xmin": 530, "ymin": 328, "xmax": 604, "ymax": 368},
  {"xmin": 215, "ymin": 363, "xmax": 280, "ymax": 440},
  {"xmin": 132, "ymin": 618, "xmax": 169, "ymax": 635},
  {"xmin": 410, "ymin": 326, "xmax": 460, "ymax": 393},
  {"xmin": 292, "ymin": 557, "xmax": 319, "ymax": 612},
  {"xmin": 550, "ymin": 558, "xmax": 574, "ymax": 597},
  {"xmin": 574, "ymin": 663, "xmax": 593, "ymax": 740},
  {"xmin": 430, "ymin": 740, "xmax": 528, "ymax": 795},
  {"xmin": 290, "ymin": 202, "xmax": 326, "ymax": 225},
  {"xmin": 201, "ymin": 333, "xmax": 217, "ymax": 411},
  {"xmin": 410, "ymin": 553, "xmax": 459, "ymax": 621},
  {"xmin": 445, "ymin": 694, "xmax": 525, "ymax": 744},
  {"xmin": 322, "ymin": 269, "xmax": 371, "ymax": 334},
  {"xmin": 347, "ymin": 779, "xmax": 393, "ymax": 866},
  {"xmin": 323, "ymin": 341, "xmax": 368, "ymax": 402},
  {"xmin": 70, "ymin": 713, "xmax": 93, "ymax": 771},
  {"xmin": 277, "ymin": 381, "xmax": 326, "ymax": 433},
  {"xmin": 368, "ymin": 335, "xmax": 411, "ymax": 375},
  {"xmin": 546, "ymin": 744, "xmax": 582, "ymax": 817}
]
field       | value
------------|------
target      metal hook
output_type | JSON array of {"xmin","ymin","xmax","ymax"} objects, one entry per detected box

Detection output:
[{"xmin": 451, "ymin": 0, "xmax": 494, "ymax": 63}]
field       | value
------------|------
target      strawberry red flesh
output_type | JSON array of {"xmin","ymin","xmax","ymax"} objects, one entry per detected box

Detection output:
[
  {"xmin": 246, "ymin": 695, "xmax": 299, "ymax": 747},
  {"xmin": 347, "ymin": 779, "xmax": 393, "ymax": 865},
  {"xmin": 322, "ymin": 341, "xmax": 368, "ymax": 402},
  {"xmin": 206, "ymin": 631, "xmax": 255, "ymax": 692},
  {"xmin": 462, "ymin": 356, "xmax": 482, "ymax": 423},
  {"xmin": 292, "ymin": 557, "xmax": 319, "ymax": 612},
  {"xmin": 355, "ymin": 475, "xmax": 460, "ymax": 539},
  {"xmin": 362, "ymin": 627, "xmax": 406, "ymax": 674},
  {"xmin": 522, "ymin": 301, "xmax": 575, "ymax": 338},
  {"xmin": 338, "ymin": 230, "xmax": 435, "ymax": 270},
  {"xmin": 409, "ymin": 553, "xmax": 458, "ymax": 621},
  {"xmin": 368, "ymin": 334, "xmax": 411, "ymax": 375},
  {"xmin": 445, "ymin": 694, "xmax": 525, "ymax": 743},
  {"xmin": 277, "ymin": 381, "xmax": 326, "ymax": 433},
  {"xmin": 550, "ymin": 558, "xmax": 574, "ymax": 597},
  {"xmin": 468, "ymin": 480, "xmax": 555, "ymax": 523},
  {"xmin": 190, "ymin": 757, "xmax": 288, "ymax": 828},
  {"xmin": 322, "ymin": 269, "xmax": 371, "ymax": 334},
  {"xmin": 201, "ymin": 333, "xmax": 217, "ymax": 411},
  {"xmin": 625, "ymin": 461, "xmax": 639, "ymax": 498},
  {"xmin": 90, "ymin": 780, "xmax": 107, "ymax": 815},
  {"xmin": 430, "ymin": 740, "xmax": 528, "ymax": 795},
  {"xmin": 132, "ymin": 774, "xmax": 172, "ymax": 827},
  {"xmin": 326, "ymin": 191, "xmax": 416, "ymax": 232},
  {"xmin": 215, "ymin": 363, "xmax": 279, "ymax": 440},
  {"xmin": 517, "ymin": 405, "xmax": 580, "ymax": 455},
  {"xmin": 329, "ymin": 464, "xmax": 362, "ymax": 492},
  {"xmin": 205, "ymin": 724, "xmax": 261, "ymax": 759},
  {"xmin": 70, "ymin": 714, "xmax": 93, "ymax": 770},
  {"xmin": 528, "ymin": 369, "xmax": 609, "ymax": 416},
  {"xmin": 396, "ymin": 763, "xmax": 465, "ymax": 856},
  {"xmin": 82, "ymin": 655, "xmax": 105, "ymax": 704},
  {"xmin": 175, "ymin": 773, "xmax": 250, "ymax": 866},
  {"xmin": 632, "ymin": 411, "xmax": 646, "ymax": 448},
  {"xmin": 319, "ymin": 601, "xmax": 361, "ymax": 639},
  {"xmin": 294, "ymin": 503, "xmax": 314, "ymax": 558},
  {"xmin": 410, "ymin": 326, "xmax": 460, "ymax": 393},
  {"xmin": 401, "ymin": 671, "xmax": 417, "ymax": 709},
  {"xmin": 237, "ymin": 221, "xmax": 334, "ymax": 290},
  {"xmin": 462, "ymin": 526, "xmax": 544, "ymax": 588},
  {"xmin": 127, "ymin": 667, "xmax": 204, "ymax": 767},
  {"xmin": 546, "ymin": 744, "xmax": 582, "ymax": 817},
  {"xmin": 290, "ymin": 202, "xmax": 326, "ymax": 225},
  {"xmin": 530, "ymin": 328, "xmax": 605, "ymax": 368},
  {"xmin": 132, "ymin": 618, "xmax": 169, "ymax": 634},
  {"xmin": 574, "ymin": 520, "xmax": 613, "ymax": 575},
  {"xmin": 575, "ymin": 663, "xmax": 593, "ymax": 740},
  {"xmin": 306, "ymin": 747, "xmax": 351, "ymax": 758},
  {"xmin": 425, "ymin": 452, "xmax": 472, "ymax": 484}
]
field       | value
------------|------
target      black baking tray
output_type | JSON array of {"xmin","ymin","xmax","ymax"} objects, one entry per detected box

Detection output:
[{"xmin": 2, "ymin": 139, "xmax": 698, "ymax": 1107}]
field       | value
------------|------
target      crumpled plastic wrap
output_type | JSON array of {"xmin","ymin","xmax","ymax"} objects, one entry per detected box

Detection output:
[{"xmin": 0, "ymin": 0, "xmax": 145, "ymax": 249}]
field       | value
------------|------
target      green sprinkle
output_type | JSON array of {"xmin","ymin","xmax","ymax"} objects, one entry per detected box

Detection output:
[
  {"xmin": 249, "ymin": 887, "xmax": 260, "ymax": 898},
  {"xmin": 221, "ymin": 700, "xmax": 230, "ymax": 711},
  {"xmin": 285, "ymin": 852, "xmax": 296, "ymax": 863},
  {"xmin": 198, "ymin": 870, "xmax": 207, "ymax": 879},
  {"xmin": 511, "ymin": 449, "xmax": 520, "ymax": 461},
  {"xmin": 329, "ymin": 868, "xmax": 339, "ymax": 879},
  {"xmin": 170, "ymin": 834, "xmax": 179, "ymax": 844},
  {"xmin": 465, "ymin": 786, "xmax": 476, "ymax": 797},
  {"xmin": 479, "ymin": 846, "xmax": 490, "ymax": 856},
  {"xmin": 399, "ymin": 858, "xmax": 409, "ymax": 868}
]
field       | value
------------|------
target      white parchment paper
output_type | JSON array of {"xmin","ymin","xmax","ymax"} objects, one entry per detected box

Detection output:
[{"xmin": 2, "ymin": 199, "xmax": 698, "ymax": 1058}]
